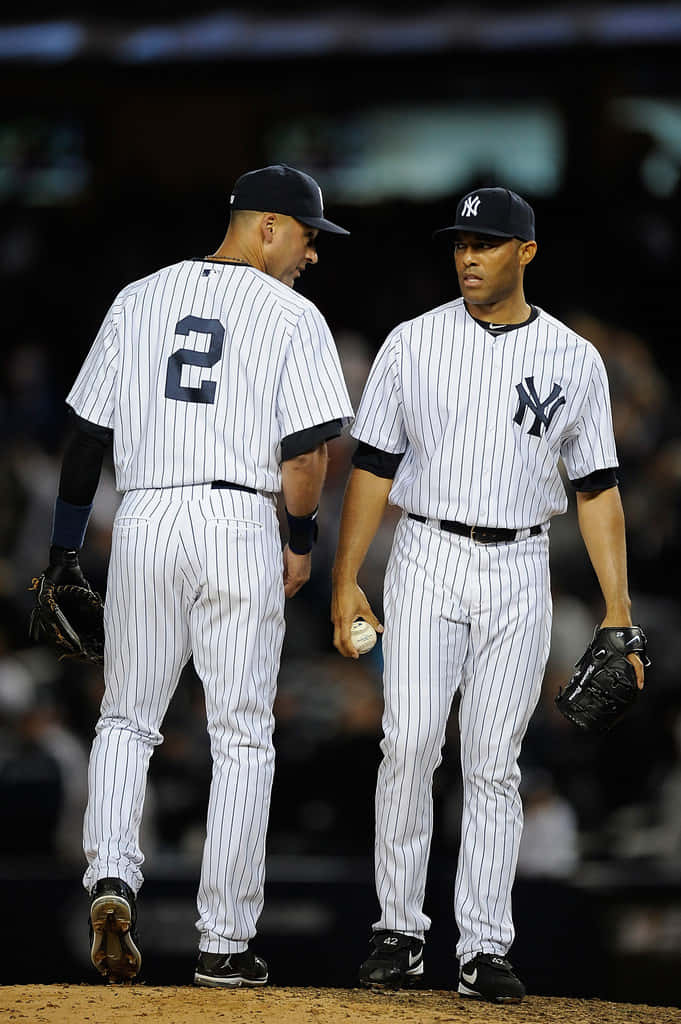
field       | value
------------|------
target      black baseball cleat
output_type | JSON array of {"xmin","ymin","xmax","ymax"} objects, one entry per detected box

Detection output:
[
  {"xmin": 359, "ymin": 930, "xmax": 424, "ymax": 989},
  {"xmin": 89, "ymin": 877, "xmax": 141, "ymax": 982},
  {"xmin": 458, "ymin": 952, "xmax": 525, "ymax": 1003},
  {"xmin": 193, "ymin": 949, "xmax": 269, "ymax": 987}
]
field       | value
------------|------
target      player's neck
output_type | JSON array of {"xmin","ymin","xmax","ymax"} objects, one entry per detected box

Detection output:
[
  {"xmin": 208, "ymin": 235, "xmax": 266, "ymax": 273},
  {"xmin": 464, "ymin": 296, "xmax": 531, "ymax": 325},
  {"xmin": 206, "ymin": 250, "xmax": 265, "ymax": 271},
  {"xmin": 205, "ymin": 254, "xmax": 251, "ymax": 265}
]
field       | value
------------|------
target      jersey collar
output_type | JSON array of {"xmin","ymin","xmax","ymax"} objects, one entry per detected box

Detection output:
[
  {"xmin": 468, "ymin": 304, "xmax": 538, "ymax": 336},
  {"xmin": 191, "ymin": 257, "xmax": 253, "ymax": 267}
]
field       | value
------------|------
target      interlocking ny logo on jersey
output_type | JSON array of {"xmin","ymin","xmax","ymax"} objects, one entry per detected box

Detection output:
[
  {"xmin": 514, "ymin": 376, "xmax": 566, "ymax": 437},
  {"xmin": 461, "ymin": 194, "xmax": 481, "ymax": 217}
]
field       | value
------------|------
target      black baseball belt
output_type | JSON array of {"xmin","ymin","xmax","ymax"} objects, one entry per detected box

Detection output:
[
  {"xmin": 211, "ymin": 481, "xmax": 257, "ymax": 494},
  {"xmin": 407, "ymin": 513, "xmax": 542, "ymax": 544}
]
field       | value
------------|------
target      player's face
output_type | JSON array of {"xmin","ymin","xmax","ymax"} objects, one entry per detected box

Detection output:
[
  {"xmin": 453, "ymin": 232, "xmax": 531, "ymax": 308},
  {"xmin": 264, "ymin": 216, "xmax": 319, "ymax": 288}
]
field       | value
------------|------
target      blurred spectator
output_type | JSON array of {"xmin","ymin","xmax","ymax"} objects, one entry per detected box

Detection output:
[
  {"xmin": 269, "ymin": 653, "xmax": 383, "ymax": 854},
  {"xmin": 0, "ymin": 630, "xmax": 85, "ymax": 861},
  {"xmin": 601, "ymin": 700, "xmax": 681, "ymax": 865},
  {"xmin": 517, "ymin": 768, "xmax": 580, "ymax": 880},
  {"xmin": 1, "ymin": 343, "xmax": 62, "ymax": 450}
]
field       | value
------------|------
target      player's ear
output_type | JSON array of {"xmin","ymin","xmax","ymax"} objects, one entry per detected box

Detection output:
[
  {"xmin": 519, "ymin": 240, "xmax": 537, "ymax": 267},
  {"xmin": 261, "ymin": 213, "xmax": 277, "ymax": 243}
]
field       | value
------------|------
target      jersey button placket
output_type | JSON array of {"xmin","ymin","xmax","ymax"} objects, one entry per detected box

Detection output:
[{"xmin": 476, "ymin": 343, "xmax": 499, "ymax": 523}]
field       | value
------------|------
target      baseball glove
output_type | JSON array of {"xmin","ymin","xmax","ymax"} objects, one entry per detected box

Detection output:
[
  {"xmin": 29, "ymin": 558, "xmax": 104, "ymax": 665},
  {"xmin": 555, "ymin": 626, "xmax": 649, "ymax": 734}
]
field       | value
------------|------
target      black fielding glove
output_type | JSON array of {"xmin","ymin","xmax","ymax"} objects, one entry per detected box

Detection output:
[
  {"xmin": 44, "ymin": 546, "xmax": 88, "ymax": 586},
  {"xmin": 29, "ymin": 548, "xmax": 105, "ymax": 664},
  {"xmin": 555, "ymin": 626, "xmax": 649, "ymax": 734}
]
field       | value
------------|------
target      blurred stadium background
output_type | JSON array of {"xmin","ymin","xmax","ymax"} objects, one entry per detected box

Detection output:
[{"xmin": 1, "ymin": 1, "xmax": 681, "ymax": 1005}]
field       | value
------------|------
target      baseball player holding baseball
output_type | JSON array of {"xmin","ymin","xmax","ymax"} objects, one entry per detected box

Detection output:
[
  {"xmin": 36, "ymin": 164, "xmax": 352, "ymax": 986},
  {"xmin": 331, "ymin": 188, "xmax": 645, "ymax": 1003}
]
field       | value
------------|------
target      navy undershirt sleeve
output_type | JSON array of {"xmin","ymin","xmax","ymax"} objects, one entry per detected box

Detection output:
[
  {"xmin": 352, "ymin": 441, "xmax": 405, "ymax": 479},
  {"xmin": 281, "ymin": 419, "xmax": 343, "ymax": 461},
  {"xmin": 58, "ymin": 411, "xmax": 113, "ymax": 506},
  {"xmin": 570, "ymin": 467, "xmax": 618, "ymax": 492}
]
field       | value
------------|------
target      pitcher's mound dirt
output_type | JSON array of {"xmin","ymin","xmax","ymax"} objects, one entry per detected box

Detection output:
[{"xmin": 2, "ymin": 984, "xmax": 680, "ymax": 1024}]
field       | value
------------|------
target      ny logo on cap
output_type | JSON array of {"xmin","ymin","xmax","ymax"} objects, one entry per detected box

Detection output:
[{"xmin": 461, "ymin": 194, "xmax": 481, "ymax": 217}]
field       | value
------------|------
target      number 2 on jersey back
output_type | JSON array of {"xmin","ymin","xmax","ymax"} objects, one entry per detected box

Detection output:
[{"xmin": 165, "ymin": 315, "xmax": 225, "ymax": 404}]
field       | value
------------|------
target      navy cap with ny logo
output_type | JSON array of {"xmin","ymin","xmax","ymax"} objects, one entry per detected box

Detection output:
[
  {"xmin": 434, "ymin": 187, "xmax": 535, "ymax": 242},
  {"xmin": 229, "ymin": 163, "xmax": 350, "ymax": 235}
]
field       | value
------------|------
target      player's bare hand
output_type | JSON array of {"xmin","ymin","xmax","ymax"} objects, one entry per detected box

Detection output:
[
  {"xmin": 627, "ymin": 653, "xmax": 645, "ymax": 690},
  {"xmin": 283, "ymin": 544, "xmax": 311, "ymax": 598},
  {"xmin": 331, "ymin": 578, "xmax": 383, "ymax": 659}
]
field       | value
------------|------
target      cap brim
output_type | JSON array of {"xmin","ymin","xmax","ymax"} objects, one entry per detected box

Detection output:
[
  {"xmin": 297, "ymin": 215, "xmax": 350, "ymax": 236},
  {"xmin": 432, "ymin": 225, "xmax": 517, "ymax": 240}
]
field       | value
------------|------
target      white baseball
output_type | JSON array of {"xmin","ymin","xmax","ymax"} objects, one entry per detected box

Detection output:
[{"xmin": 351, "ymin": 618, "xmax": 377, "ymax": 655}]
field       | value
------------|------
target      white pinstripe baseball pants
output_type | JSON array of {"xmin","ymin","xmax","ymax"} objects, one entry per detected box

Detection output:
[
  {"xmin": 374, "ymin": 514, "xmax": 552, "ymax": 960},
  {"xmin": 83, "ymin": 484, "xmax": 285, "ymax": 954}
]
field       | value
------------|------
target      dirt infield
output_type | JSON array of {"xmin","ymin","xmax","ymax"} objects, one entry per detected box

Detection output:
[{"xmin": 2, "ymin": 985, "xmax": 681, "ymax": 1024}]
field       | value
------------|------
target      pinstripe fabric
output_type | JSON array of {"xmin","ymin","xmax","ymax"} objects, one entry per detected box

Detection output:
[
  {"xmin": 66, "ymin": 261, "xmax": 352, "ymax": 491},
  {"xmin": 375, "ymin": 516, "xmax": 551, "ymax": 957},
  {"xmin": 352, "ymin": 298, "xmax": 617, "ymax": 527},
  {"xmin": 83, "ymin": 486, "xmax": 284, "ymax": 952}
]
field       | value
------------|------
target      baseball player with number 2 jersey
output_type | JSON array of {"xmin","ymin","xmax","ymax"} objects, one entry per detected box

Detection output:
[
  {"xmin": 331, "ymin": 188, "xmax": 644, "ymax": 1003},
  {"xmin": 37, "ymin": 164, "xmax": 353, "ymax": 987}
]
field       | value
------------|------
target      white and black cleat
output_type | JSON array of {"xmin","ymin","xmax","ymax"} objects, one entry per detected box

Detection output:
[
  {"xmin": 359, "ymin": 930, "xmax": 424, "ymax": 989},
  {"xmin": 458, "ymin": 952, "xmax": 525, "ymax": 1004},
  {"xmin": 89, "ymin": 877, "xmax": 141, "ymax": 982},
  {"xmin": 194, "ymin": 950, "xmax": 268, "ymax": 987}
]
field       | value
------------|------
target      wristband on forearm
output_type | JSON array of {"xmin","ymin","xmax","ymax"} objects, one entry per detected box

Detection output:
[
  {"xmin": 286, "ymin": 506, "xmax": 319, "ymax": 555},
  {"xmin": 51, "ymin": 496, "xmax": 93, "ymax": 551}
]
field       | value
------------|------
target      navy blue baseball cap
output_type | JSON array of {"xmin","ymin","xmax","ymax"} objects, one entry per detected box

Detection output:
[
  {"xmin": 434, "ymin": 187, "xmax": 535, "ymax": 242},
  {"xmin": 230, "ymin": 163, "xmax": 350, "ymax": 235}
]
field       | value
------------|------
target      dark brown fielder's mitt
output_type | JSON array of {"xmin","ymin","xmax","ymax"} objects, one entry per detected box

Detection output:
[
  {"xmin": 555, "ymin": 626, "xmax": 649, "ymax": 734},
  {"xmin": 29, "ymin": 573, "xmax": 105, "ymax": 664}
]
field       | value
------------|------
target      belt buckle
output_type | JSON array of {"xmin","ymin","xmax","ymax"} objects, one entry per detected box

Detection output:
[{"xmin": 470, "ymin": 525, "xmax": 498, "ymax": 544}]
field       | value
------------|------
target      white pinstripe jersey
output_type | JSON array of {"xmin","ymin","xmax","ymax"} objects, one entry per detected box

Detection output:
[
  {"xmin": 67, "ymin": 260, "xmax": 353, "ymax": 492},
  {"xmin": 352, "ymin": 298, "xmax": 618, "ymax": 528}
]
